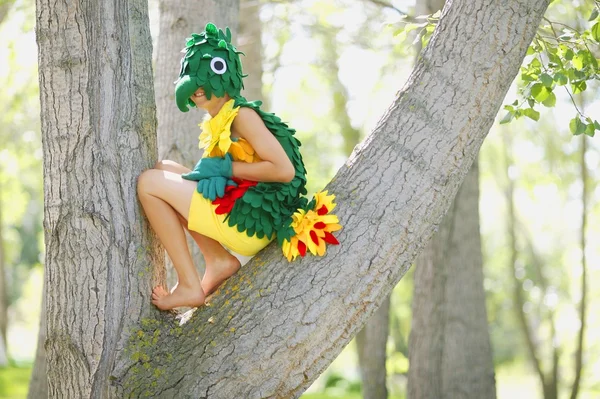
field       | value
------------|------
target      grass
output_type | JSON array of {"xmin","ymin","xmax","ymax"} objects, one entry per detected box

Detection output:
[{"xmin": 0, "ymin": 365, "xmax": 32, "ymax": 399}]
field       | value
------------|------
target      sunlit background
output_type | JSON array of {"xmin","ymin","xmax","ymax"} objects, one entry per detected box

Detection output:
[{"xmin": 0, "ymin": 0, "xmax": 599, "ymax": 398}]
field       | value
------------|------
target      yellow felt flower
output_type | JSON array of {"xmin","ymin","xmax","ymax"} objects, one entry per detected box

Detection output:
[
  {"xmin": 198, "ymin": 99, "xmax": 239, "ymax": 157},
  {"xmin": 282, "ymin": 191, "xmax": 342, "ymax": 261}
]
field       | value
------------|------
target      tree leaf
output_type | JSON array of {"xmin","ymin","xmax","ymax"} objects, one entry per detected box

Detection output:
[
  {"xmin": 540, "ymin": 73, "xmax": 553, "ymax": 87},
  {"xmin": 553, "ymin": 72, "xmax": 568, "ymax": 86},
  {"xmin": 592, "ymin": 22, "xmax": 600, "ymax": 42},
  {"xmin": 522, "ymin": 108, "xmax": 540, "ymax": 121},
  {"xmin": 499, "ymin": 112, "xmax": 514, "ymax": 124},
  {"xmin": 542, "ymin": 92, "xmax": 556, "ymax": 107},
  {"xmin": 569, "ymin": 117, "xmax": 586, "ymax": 135},
  {"xmin": 565, "ymin": 48, "xmax": 574, "ymax": 60},
  {"xmin": 531, "ymin": 83, "xmax": 550, "ymax": 102},
  {"xmin": 590, "ymin": 9, "xmax": 599, "ymax": 22},
  {"xmin": 572, "ymin": 53, "xmax": 584, "ymax": 70},
  {"xmin": 585, "ymin": 123, "xmax": 595, "ymax": 137},
  {"xmin": 571, "ymin": 80, "xmax": 587, "ymax": 94}
]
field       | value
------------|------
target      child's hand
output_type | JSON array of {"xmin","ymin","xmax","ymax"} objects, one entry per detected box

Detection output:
[
  {"xmin": 182, "ymin": 154, "xmax": 233, "ymax": 181},
  {"xmin": 197, "ymin": 176, "xmax": 237, "ymax": 200}
]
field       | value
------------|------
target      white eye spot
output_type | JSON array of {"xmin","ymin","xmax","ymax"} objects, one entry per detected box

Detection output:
[{"xmin": 210, "ymin": 57, "xmax": 227, "ymax": 75}]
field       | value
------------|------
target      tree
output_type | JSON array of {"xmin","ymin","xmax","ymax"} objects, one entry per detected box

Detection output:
[
  {"xmin": 406, "ymin": 0, "xmax": 496, "ymax": 397},
  {"xmin": 238, "ymin": 0, "xmax": 266, "ymax": 104},
  {"xmin": 409, "ymin": 161, "xmax": 496, "ymax": 399},
  {"xmin": 36, "ymin": 0, "xmax": 549, "ymax": 397},
  {"xmin": 36, "ymin": 0, "xmax": 160, "ymax": 397}
]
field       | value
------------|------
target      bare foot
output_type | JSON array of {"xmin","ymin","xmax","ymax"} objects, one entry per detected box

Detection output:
[
  {"xmin": 201, "ymin": 255, "xmax": 241, "ymax": 296},
  {"xmin": 151, "ymin": 284, "xmax": 205, "ymax": 310}
]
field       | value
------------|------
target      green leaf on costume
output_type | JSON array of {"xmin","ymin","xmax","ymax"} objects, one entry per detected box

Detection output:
[
  {"xmin": 590, "ymin": 9, "xmax": 599, "ymax": 21},
  {"xmin": 594, "ymin": 120, "xmax": 600, "ymax": 130},
  {"xmin": 542, "ymin": 92, "xmax": 556, "ymax": 107}
]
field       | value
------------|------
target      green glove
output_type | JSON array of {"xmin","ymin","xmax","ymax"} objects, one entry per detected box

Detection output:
[
  {"xmin": 197, "ymin": 176, "xmax": 237, "ymax": 201},
  {"xmin": 182, "ymin": 154, "xmax": 233, "ymax": 181}
]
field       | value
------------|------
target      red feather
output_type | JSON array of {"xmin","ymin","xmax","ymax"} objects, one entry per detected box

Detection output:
[
  {"xmin": 298, "ymin": 241, "xmax": 307, "ymax": 257},
  {"xmin": 323, "ymin": 232, "xmax": 339, "ymax": 245},
  {"xmin": 310, "ymin": 230, "xmax": 319, "ymax": 245},
  {"xmin": 213, "ymin": 178, "xmax": 257, "ymax": 214}
]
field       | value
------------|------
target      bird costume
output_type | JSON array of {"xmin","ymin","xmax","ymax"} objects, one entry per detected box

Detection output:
[{"xmin": 176, "ymin": 23, "xmax": 341, "ymax": 261}]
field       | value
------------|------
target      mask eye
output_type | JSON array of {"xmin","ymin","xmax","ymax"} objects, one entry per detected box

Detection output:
[{"xmin": 210, "ymin": 57, "xmax": 227, "ymax": 75}]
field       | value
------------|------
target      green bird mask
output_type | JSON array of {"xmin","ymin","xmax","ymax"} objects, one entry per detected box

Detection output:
[{"xmin": 175, "ymin": 22, "xmax": 246, "ymax": 112}]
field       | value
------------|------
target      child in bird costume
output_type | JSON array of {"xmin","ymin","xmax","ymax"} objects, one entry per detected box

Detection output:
[{"xmin": 137, "ymin": 23, "xmax": 341, "ymax": 310}]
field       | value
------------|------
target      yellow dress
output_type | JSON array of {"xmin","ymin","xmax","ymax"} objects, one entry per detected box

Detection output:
[{"xmin": 187, "ymin": 100, "xmax": 272, "ymax": 256}]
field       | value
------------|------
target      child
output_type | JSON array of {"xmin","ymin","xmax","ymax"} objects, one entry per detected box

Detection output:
[{"xmin": 137, "ymin": 23, "xmax": 340, "ymax": 310}]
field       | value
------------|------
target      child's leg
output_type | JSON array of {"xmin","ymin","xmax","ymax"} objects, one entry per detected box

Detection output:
[
  {"xmin": 137, "ymin": 169, "xmax": 205, "ymax": 309},
  {"xmin": 154, "ymin": 161, "xmax": 241, "ymax": 294},
  {"xmin": 174, "ymin": 213, "xmax": 240, "ymax": 295}
]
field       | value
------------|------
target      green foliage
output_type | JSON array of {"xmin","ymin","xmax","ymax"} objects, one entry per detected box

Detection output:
[
  {"xmin": 0, "ymin": 365, "xmax": 32, "ymax": 399},
  {"xmin": 500, "ymin": 2, "xmax": 600, "ymax": 137},
  {"xmin": 390, "ymin": 11, "xmax": 440, "ymax": 51}
]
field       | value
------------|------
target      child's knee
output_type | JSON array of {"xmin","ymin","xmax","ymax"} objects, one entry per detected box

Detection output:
[
  {"xmin": 137, "ymin": 169, "xmax": 157, "ymax": 195},
  {"xmin": 154, "ymin": 160, "xmax": 168, "ymax": 170}
]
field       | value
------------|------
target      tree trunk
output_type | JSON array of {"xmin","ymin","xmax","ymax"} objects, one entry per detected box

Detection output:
[
  {"xmin": 238, "ymin": 0, "xmax": 266, "ymax": 104},
  {"xmin": 502, "ymin": 130, "xmax": 556, "ymax": 399},
  {"xmin": 356, "ymin": 297, "xmax": 390, "ymax": 399},
  {"xmin": 319, "ymin": 24, "xmax": 389, "ymax": 399},
  {"xmin": 35, "ymin": 0, "xmax": 161, "ymax": 397},
  {"xmin": 36, "ymin": 0, "xmax": 548, "ymax": 396},
  {"xmin": 0, "ymin": 332, "xmax": 6, "ymax": 366},
  {"xmin": 569, "ymin": 134, "xmax": 588, "ymax": 399},
  {"xmin": 408, "ymin": 161, "xmax": 496, "ymax": 399},
  {"xmin": 407, "ymin": 0, "xmax": 495, "ymax": 397},
  {"xmin": 27, "ymin": 283, "xmax": 47, "ymax": 399}
]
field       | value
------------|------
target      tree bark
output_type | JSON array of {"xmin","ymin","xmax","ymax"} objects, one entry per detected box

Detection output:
[
  {"xmin": 319, "ymin": 24, "xmax": 389, "ymax": 399},
  {"xmin": 356, "ymin": 297, "xmax": 390, "ymax": 399},
  {"xmin": 408, "ymin": 161, "xmax": 496, "ymax": 399},
  {"xmin": 37, "ymin": 0, "xmax": 548, "ymax": 397},
  {"xmin": 407, "ymin": 0, "xmax": 496, "ymax": 397},
  {"xmin": 35, "ymin": 0, "xmax": 161, "ymax": 397},
  {"xmin": 238, "ymin": 0, "xmax": 266, "ymax": 104},
  {"xmin": 27, "ymin": 283, "xmax": 47, "ymax": 399}
]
